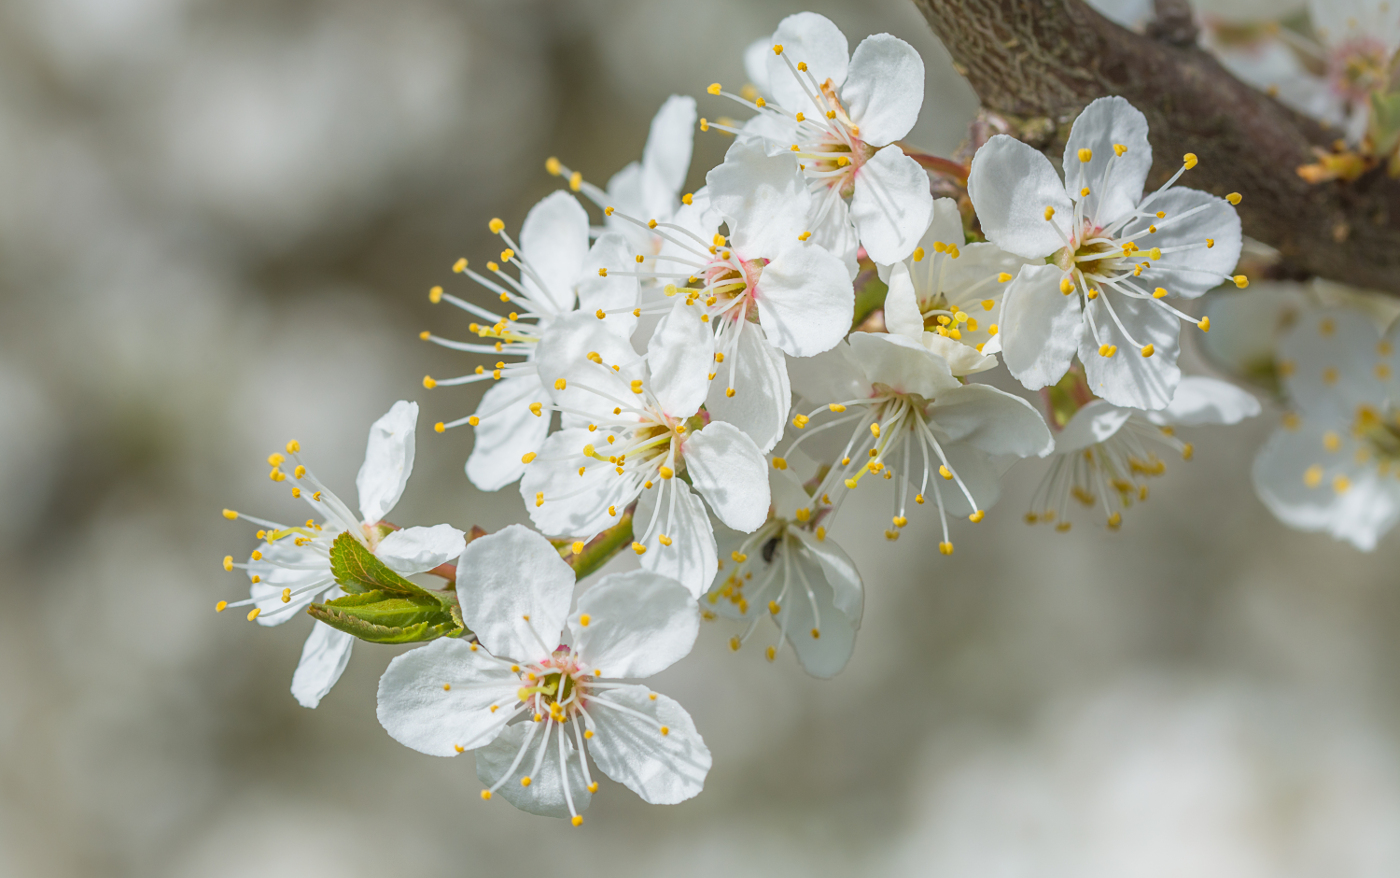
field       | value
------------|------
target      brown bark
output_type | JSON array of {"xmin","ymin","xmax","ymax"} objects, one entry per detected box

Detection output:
[{"xmin": 911, "ymin": 0, "xmax": 1400, "ymax": 294}]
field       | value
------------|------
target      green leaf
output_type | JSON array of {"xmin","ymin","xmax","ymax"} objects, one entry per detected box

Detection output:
[
  {"xmin": 329, "ymin": 531, "xmax": 444, "ymax": 601},
  {"xmin": 1371, "ymin": 90, "xmax": 1400, "ymax": 156},
  {"xmin": 850, "ymin": 264, "xmax": 889, "ymax": 331},
  {"xmin": 308, "ymin": 590, "xmax": 463, "ymax": 644}
]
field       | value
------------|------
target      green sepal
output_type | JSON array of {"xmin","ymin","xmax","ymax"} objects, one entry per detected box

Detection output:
[
  {"xmin": 329, "ymin": 531, "xmax": 442, "ymax": 600},
  {"xmin": 308, "ymin": 589, "xmax": 464, "ymax": 644},
  {"xmin": 1370, "ymin": 90, "xmax": 1400, "ymax": 157}
]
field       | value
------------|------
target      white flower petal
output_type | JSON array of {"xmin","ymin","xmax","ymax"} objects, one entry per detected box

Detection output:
[
  {"xmin": 586, "ymin": 685, "xmax": 711, "ymax": 805},
  {"xmin": 998, "ymin": 264, "xmax": 1084, "ymax": 391},
  {"xmin": 743, "ymin": 35, "xmax": 773, "ymax": 97},
  {"xmin": 1062, "ymin": 96, "xmax": 1152, "ymax": 226},
  {"xmin": 465, "ymin": 373, "xmax": 551, "ymax": 492},
  {"xmin": 535, "ymin": 311, "xmax": 642, "ymax": 420},
  {"xmin": 456, "ymin": 524, "xmax": 576, "ymax": 661},
  {"xmin": 916, "ymin": 442, "xmax": 1003, "ymax": 517},
  {"xmin": 753, "ymin": 242, "xmax": 854, "ymax": 358},
  {"xmin": 520, "ymin": 191, "xmax": 589, "ymax": 314},
  {"xmin": 290, "ymin": 619, "xmax": 355, "ymax": 709},
  {"xmin": 476, "ymin": 720, "xmax": 592, "ymax": 818},
  {"xmin": 788, "ymin": 341, "xmax": 871, "ymax": 406},
  {"xmin": 1054, "ymin": 400, "xmax": 1133, "ymax": 454},
  {"xmin": 707, "ymin": 138, "xmax": 810, "ymax": 256},
  {"xmin": 967, "ymin": 136, "xmax": 1072, "ymax": 259},
  {"xmin": 1128, "ymin": 188, "xmax": 1242, "ymax": 299},
  {"xmin": 247, "ymin": 539, "xmax": 335, "ymax": 627},
  {"xmin": 770, "ymin": 548, "xmax": 859, "ymax": 678},
  {"xmin": 849, "ymin": 145, "xmax": 933, "ymax": 264},
  {"xmin": 1078, "ymin": 289, "xmax": 1182, "ymax": 410},
  {"xmin": 647, "ymin": 297, "xmax": 714, "ymax": 419},
  {"xmin": 919, "ymin": 331, "xmax": 1000, "ymax": 376},
  {"xmin": 1146, "ymin": 375, "xmax": 1261, "ymax": 427},
  {"xmin": 578, "ymin": 232, "xmax": 640, "ymax": 339},
  {"xmin": 764, "ymin": 12, "xmax": 849, "ymax": 117},
  {"xmin": 376, "ymin": 637, "xmax": 518, "ymax": 757},
  {"xmin": 1253, "ymin": 419, "xmax": 1400, "ymax": 551},
  {"xmin": 634, "ymin": 480, "xmax": 719, "ymax": 600},
  {"xmin": 703, "ymin": 320, "xmax": 791, "ymax": 453},
  {"xmin": 521, "ymin": 429, "xmax": 636, "ymax": 540},
  {"xmin": 789, "ymin": 528, "xmax": 863, "ymax": 623},
  {"xmin": 841, "ymin": 33, "xmax": 924, "ymax": 146},
  {"xmin": 685, "ymin": 421, "xmax": 771, "ymax": 532},
  {"xmin": 569, "ymin": 570, "xmax": 700, "ymax": 678},
  {"xmin": 642, "ymin": 95, "xmax": 697, "ymax": 201},
  {"xmin": 770, "ymin": 466, "xmax": 815, "ymax": 518},
  {"xmin": 931, "ymin": 384, "xmax": 1055, "ymax": 458},
  {"xmin": 805, "ymin": 191, "xmax": 861, "ymax": 279},
  {"xmin": 1278, "ymin": 308, "xmax": 1389, "ymax": 422},
  {"xmin": 376, "ymin": 524, "xmax": 466, "ymax": 576},
  {"xmin": 883, "ymin": 261, "xmax": 924, "ymax": 341},
  {"xmin": 356, "ymin": 400, "xmax": 417, "ymax": 525},
  {"xmin": 846, "ymin": 331, "xmax": 961, "ymax": 399}
]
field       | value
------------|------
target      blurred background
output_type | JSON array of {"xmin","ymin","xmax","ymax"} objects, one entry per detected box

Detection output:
[{"xmin": 2, "ymin": 0, "xmax": 1399, "ymax": 875}]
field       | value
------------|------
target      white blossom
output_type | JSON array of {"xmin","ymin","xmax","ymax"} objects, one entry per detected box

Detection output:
[
  {"xmin": 708, "ymin": 12, "xmax": 934, "ymax": 268},
  {"xmin": 1253, "ymin": 308, "xmax": 1400, "ymax": 550},
  {"xmin": 521, "ymin": 312, "xmax": 771, "ymax": 598},
  {"xmin": 706, "ymin": 467, "xmax": 863, "ymax": 678},
  {"xmin": 376, "ymin": 525, "xmax": 710, "ymax": 824},
  {"xmin": 602, "ymin": 138, "xmax": 854, "ymax": 453},
  {"xmin": 1208, "ymin": 0, "xmax": 1400, "ymax": 145},
  {"xmin": 967, "ymin": 96, "xmax": 1245, "ymax": 409},
  {"xmin": 882, "ymin": 197, "xmax": 1035, "ymax": 376},
  {"xmin": 1029, "ymin": 375, "xmax": 1261, "ymax": 530},
  {"xmin": 218, "ymin": 401, "xmax": 464, "ymax": 707},
  {"xmin": 783, "ymin": 332, "xmax": 1053, "ymax": 552},
  {"xmin": 421, "ymin": 192, "xmax": 635, "ymax": 492}
]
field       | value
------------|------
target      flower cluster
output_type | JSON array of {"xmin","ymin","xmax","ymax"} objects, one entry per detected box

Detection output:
[{"xmin": 214, "ymin": 11, "xmax": 1271, "ymax": 823}]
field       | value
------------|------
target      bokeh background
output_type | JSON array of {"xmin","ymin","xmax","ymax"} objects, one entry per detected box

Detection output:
[{"xmin": 3, "ymin": 0, "xmax": 1399, "ymax": 875}]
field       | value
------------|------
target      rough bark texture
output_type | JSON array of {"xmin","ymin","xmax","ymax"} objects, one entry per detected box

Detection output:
[{"xmin": 911, "ymin": 0, "xmax": 1400, "ymax": 294}]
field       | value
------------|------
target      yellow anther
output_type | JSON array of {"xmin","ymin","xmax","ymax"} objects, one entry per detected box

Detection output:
[
  {"xmin": 521, "ymin": 452, "xmax": 537, "ymax": 464},
  {"xmin": 571, "ymin": 815, "xmax": 583, "ymax": 827},
  {"xmin": 725, "ymin": 387, "xmax": 735, "ymax": 397},
  {"xmin": 499, "ymin": 248, "xmax": 514, "ymax": 263},
  {"xmin": 1107, "ymin": 512, "xmax": 1123, "ymax": 530},
  {"xmin": 793, "ymin": 414, "xmax": 810, "ymax": 428},
  {"xmin": 893, "ymin": 516, "xmax": 908, "ymax": 528},
  {"xmin": 281, "ymin": 588, "xmax": 292, "ymax": 603},
  {"xmin": 545, "ymin": 156, "xmax": 562, "ymax": 176},
  {"xmin": 1081, "ymin": 187, "xmax": 1091, "ymax": 197},
  {"xmin": 772, "ymin": 457, "xmax": 788, "ymax": 470},
  {"xmin": 658, "ymin": 534, "xmax": 672, "ymax": 546},
  {"xmin": 608, "ymin": 505, "xmax": 617, "ymax": 516},
  {"xmin": 681, "ymin": 192, "xmax": 694, "ymax": 205},
  {"xmin": 1044, "ymin": 206, "xmax": 1056, "ymax": 220},
  {"xmin": 797, "ymin": 61, "xmax": 807, "ymax": 71},
  {"xmin": 1152, "ymin": 287, "xmax": 1168, "ymax": 299},
  {"xmin": 1060, "ymin": 277, "xmax": 1074, "ymax": 295},
  {"xmin": 247, "ymin": 608, "xmax": 261, "ymax": 621},
  {"xmin": 1226, "ymin": 192, "xmax": 1242, "ymax": 205},
  {"xmin": 1334, "ymin": 474, "xmax": 1351, "ymax": 494},
  {"xmin": 452, "ymin": 258, "xmax": 468, "ymax": 273},
  {"xmin": 969, "ymin": 510, "xmax": 985, "ymax": 522},
  {"xmin": 659, "ymin": 466, "xmax": 674, "ymax": 479},
  {"xmin": 468, "ymin": 416, "xmax": 480, "ymax": 427},
  {"xmin": 1148, "ymin": 247, "xmax": 1162, "ymax": 261},
  {"xmin": 828, "ymin": 403, "xmax": 846, "ymax": 412},
  {"xmin": 938, "ymin": 542, "xmax": 954, "ymax": 555},
  {"xmin": 712, "ymin": 233, "xmax": 727, "ymax": 247},
  {"xmin": 222, "ymin": 555, "xmax": 235, "ymax": 572},
  {"xmin": 554, "ymin": 378, "xmax": 567, "ymax": 390},
  {"xmin": 707, "ymin": 82, "xmax": 722, "ymax": 95},
  {"xmin": 939, "ymin": 465, "xmax": 952, "ymax": 480},
  {"xmin": 488, "ymin": 218, "xmax": 505, "ymax": 234},
  {"xmin": 1114, "ymin": 143, "xmax": 1127, "ymax": 156},
  {"xmin": 795, "ymin": 111, "xmax": 805, "ymax": 122},
  {"xmin": 1198, "ymin": 316, "xmax": 1211, "ymax": 332},
  {"xmin": 423, "ymin": 376, "xmax": 437, "ymax": 389},
  {"xmin": 1183, "ymin": 153, "xmax": 1198, "ymax": 169},
  {"xmin": 215, "ymin": 600, "xmax": 227, "ymax": 613},
  {"xmin": 729, "ymin": 636, "xmax": 741, "ymax": 651},
  {"xmin": 870, "ymin": 423, "xmax": 880, "ymax": 437},
  {"xmin": 766, "ymin": 645, "xmax": 777, "ymax": 662},
  {"xmin": 1141, "ymin": 344, "xmax": 1155, "ymax": 358},
  {"xmin": 520, "ymin": 777, "xmax": 532, "ymax": 787},
  {"xmin": 798, "ymin": 230, "xmax": 811, "ymax": 241},
  {"xmin": 569, "ymin": 172, "xmax": 582, "ymax": 192},
  {"xmin": 1078, "ymin": 148, "xmax": 1093, "ymax": 162},
  {"xmin": 1206, "ymin": 238, "xmax": 1215, "ymax": 249},
  {"xmin": 1304, "ymin": 464, "xmax": 1324, "ymax": 487},
  {"xmin": 1234, "ymin": 275, "xmax": 1249, "ymax": 288}
]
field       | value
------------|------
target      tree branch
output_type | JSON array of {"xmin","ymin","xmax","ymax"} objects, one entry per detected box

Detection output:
[{"xmin": 911, "ymin": 0, "xmax": 1400, "ymax": 294}]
